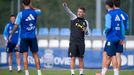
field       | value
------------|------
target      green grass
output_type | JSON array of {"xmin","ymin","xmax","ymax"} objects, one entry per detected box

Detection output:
[{"xmin": 0, "ymin": 69, "xmax": 133, "ymax": 75}]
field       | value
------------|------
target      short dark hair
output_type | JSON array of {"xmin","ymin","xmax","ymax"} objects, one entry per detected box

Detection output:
[
  {"xmin": 113, "ymin": 0, "xmax": 120, "ymax": 7},
  {"xmin": 22, "ymin": 0, "xmax": 30, "ymax": 6},
  {"xmin": 10, "ymin": 14, "xmax": 15, "ymax": 17},
  {"xmin": 78, "ymin": 7, "xmax": 86, "ymax": 12},
  {"xmin": 105, "ymin": 0, "xmax": 114, "ymax": 8}
]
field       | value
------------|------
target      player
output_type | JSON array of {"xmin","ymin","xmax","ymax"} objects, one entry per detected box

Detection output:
[
  {"xmin": 97, "ymin": 0, "xmax": 129, "ymax": 75},
  {"xmin": 96, "ymin": 0, "xmax": 123, "ymax": 75},
  {"xmin": 3, "ymin": 15, "xmax": 21, "ymax": 72},
  {"xmin": 9, "ymin": 0, "xmax": 42, "ymax": 75},
  {"xmin": 63, "ymin": 1, "xmax": 89, "ymax": 75},
  {"xmin": 111, "ymin": 0, "xmax": 129, "ymax": 70}
]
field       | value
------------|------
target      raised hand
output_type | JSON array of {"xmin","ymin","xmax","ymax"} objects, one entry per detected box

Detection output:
[
  {"xmin": 63, "ymin": 1, "xmax": 68, "ymax": 7},
  {"xmin": 120, "ymin": 40, "xmax": 125, "ymax": 45}
]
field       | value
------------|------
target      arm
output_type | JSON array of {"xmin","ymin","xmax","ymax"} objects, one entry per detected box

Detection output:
[
  {"xmin": 63, "ymin": 2, "xmax": 77, "ymax": 20},
  {"xmin": 85, "ymin": 20, "xmax": 90, "ymax": 35},
  {"xmin": 16, "ymin": 26, "xmax": 21, "ymax": 46},
  {"xmin": 9, "ymin": 25, "xmax": 18, "ymax": 41},
  {"xmin": 35, "ymin": 9, "xmax": 41, "ymax": 16},
  {"xmin": 30, "ymin": 4, "xmax": 41, "ymax": 15},
  {"xmin": 30, "ymin": 4, "xmax": 39, "ymax": 10},
  {"xmin": 9, "ymin": 12, "xmax": 22, "ymax": 41},
  {"xmin": 30, "ymin": 4, "xmax": 41, "ymax": 16},
  {"xmin": 104, "ymin": 14, "xmax": 112, "ymax": 36}
]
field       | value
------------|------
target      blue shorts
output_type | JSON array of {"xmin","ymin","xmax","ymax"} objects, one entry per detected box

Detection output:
[
  {"xmin": 6, "ymin": 42, "xmax": 19, "ymax": 53},
  {"xmin": 20, "ymin": 38, "xmax": 38, "ymax": 53},
  {"xmin": 104, "ymin": 41, "xmax": 123, "ymax": 57}
]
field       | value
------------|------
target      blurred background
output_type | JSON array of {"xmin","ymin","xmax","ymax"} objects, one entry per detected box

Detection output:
[{"xmin": 0, "ymin": 0, "xmax": 134, "ymax": 70}]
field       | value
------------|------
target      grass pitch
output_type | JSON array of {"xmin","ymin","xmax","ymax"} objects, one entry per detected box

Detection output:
[{"xmin": 0, "ymin": 69, "xmax": 133, "ymax": 75}]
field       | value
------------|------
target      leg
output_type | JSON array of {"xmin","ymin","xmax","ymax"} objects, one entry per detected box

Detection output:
[
  {"xmin": 32, "ymin": 52, "xmax": 40, "ymax": 70},
  {"xmin": 111, "ymin": 56, "xmax": 119, "ymax": 75},
  {"xmin": 102, "ymin": 51, "xmax": 107, "ymax": 68},
  {"xmin": 116, "ymin": 43, "xmax": 123, "ymax": 70},
  {"xmin": 32, "ymin": 52, "xmax": 42, "ymax": 75},
  {"xmin": 8, "ymin": 52, "xmax": 13, "ymax": 71},
  {"xmin": 77, "ymin": 43, "xmax": 85, "ymax": 75},
  {"xmin": 68, "ymin": 42, "xmax": 77, "ymax": 75},
  {"xmin": 23, "ymin": 52, "xmax": 28, "ymax": 70},
  {"xmin": 100, "ymin": 52, "xmax": 111, "ymax": 75},
  {"xmin": 16, "ymin": 52, "xmax": 21, "ymax": 71},
  {"xmin": 97, "ymin": 42, "xmax": 109, "ymax": 75},
  {"xmin": 78, "ymin": 57, "xmax": 84, "ymax": 75},
  {"xmin": 70, "ymin": 57, "xmax": 75, "ymax": 75},
  {"xmin": 20, "ymin": 38, "xmax": 29, "ymax": 75},
  {"xmin": 29, "ymin": 38, "xmax": 42, "ymax": 75},
  {"xmin": 116, "ymin": 53, "xmax": 121, "ymax": 70},
  {"xmin": 23, "ymin": 52, "xmax": 29, "ymax": 75}
]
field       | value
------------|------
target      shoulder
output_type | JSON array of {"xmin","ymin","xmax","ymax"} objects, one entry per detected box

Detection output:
[
  {"xmin": 105, "ymin": 13, "xmax": 111, "ymax": 18},
  {"xmin": 34, "ymin": 9, "xmax": 41, "ymax": 15},
  {"xmin": 17, "ymin": 12, "xmax": 22, "ymax": 17},
  {"xmin": 121, "ymin": 10, "xmax": 128, "ymax": 17},
  {"xmin": 85, "ymin": 20, "xmax": 89, "ymax": 24},
  {"xmin": 6, "ymin": 23, "xmax": 11, "ymax": 27}
]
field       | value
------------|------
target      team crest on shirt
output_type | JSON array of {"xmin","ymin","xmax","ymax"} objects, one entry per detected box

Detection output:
[
  {"xmin": 75, "ymin": 22, "xmax": 86, "ymax": 31},
  {"xmin": 9, "ymin": 27, "xmax": 12, "ymax": 30},
  {"xmin": 107, "ymin": 42, "xmax": 111, "ymax": 46}
]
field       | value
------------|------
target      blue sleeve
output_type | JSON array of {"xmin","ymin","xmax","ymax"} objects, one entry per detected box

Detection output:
[
  {"xmin": 104, "ymin": 14, "xmax": 112, "ymax": 35},
  {"xmin": 17, "ymin": 34, "xmax": 21, "ymax": 45},
  {"xmin": 3, "ymin": 24, "xmax": 9, "ymax": 41},
  {"xmin": 17, "ymin": 26, "xmax": 21, "ymax": 45},
  {"xmin": 125, "ymin": 15, "xmax": 129, "ymax": 31},
  {"xmin": 35, "ymin": 9, "xmax": 41, "ymax": 16},
  {"xmin": 15, "ymin": 12, "xmax": 22, "ymax": 25}
]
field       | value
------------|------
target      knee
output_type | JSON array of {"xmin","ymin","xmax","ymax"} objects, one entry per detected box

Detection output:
[
  {"xmin": 71, "ymin": 57, "xmax": 75, "ymax": 61},
  {"xmin": 78, "ymin": 58, "xmax": 83, "ymax": 62}
]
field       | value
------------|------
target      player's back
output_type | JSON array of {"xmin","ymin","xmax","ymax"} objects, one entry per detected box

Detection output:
[
  {"xmin": 116, "ymin": 9, "xmax": 129, "ymax": 30},
  {"xmin": 106, "ymin": 9, "xmax": 124, "ymax": 42},
  {"xmin": 21, "ymin": 9, "xmax": 37, "ymax": 38},
  {"xmin": 113, "ymin": 9, "xmax": 129, "ymax": 40}
]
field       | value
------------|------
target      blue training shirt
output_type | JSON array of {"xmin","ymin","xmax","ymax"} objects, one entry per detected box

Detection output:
[
  {"xmin": 104, "ymin": 9, "xmax": 129, "ymax": 42},
  {"xmin": 3, "ymin": 22, "xmax": 20, "ymax": 44},
  {"xmin": 117, "ymin": 9, "xmax": 129, "ymax": 31},
  {"xmin": 15, "ymin": 9, "xmax": 41, "ymax": 38}
]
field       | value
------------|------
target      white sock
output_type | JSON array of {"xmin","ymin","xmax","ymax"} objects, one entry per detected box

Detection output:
[
  {"xmin": 101, "ymin": 68, "xmax": 107, "ymax": 75},
  {"xmin": 17, "ymin": 66, "xmax": 21, "ymax": 71},
  {"xmin": 25, "ymin": 70, "xmax": 29, "ymax": 75},
  {"xmin": 71, "ymin": 69, "xmax": 75, "ymax": 75},
  {"xmin": 9, "ymin": 66, "xmax": 12, "ymax": 70},
  {"xmin": 37, "ymin": 70, "xmax": 42, "ymax": 75},
  {"xmin": 114, "ymin": 69, "xmax": 119, "ymax": 75},
  {"xmin": 79, "ymin": 69, "xmax": 84, "ymax": 74}
]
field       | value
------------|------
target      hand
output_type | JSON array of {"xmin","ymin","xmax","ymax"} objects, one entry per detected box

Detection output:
[
  {"xmin": 30, "ymin": 4, "xmax": 34, "ymax": 9},
  {"xmin": 6, "ymin": 40, "xmax": 8, "ymax": 44},
  {"xmin": 120, "ymin": 40, "xmax": 125, "ymax": 45},
  {"xmin": 15, "ymin": 45, "xmax": 20, "ymax": 49},
  {"xmin": 9, "ymin": 35, "xmax": 12, "ymax": 42},
  {"xmin": 30, "ymin": 4, "xmax": 38, "ymax": 10},
  {"xmin": 63, "ymin": 2, "xmax": 68, "ymax": 7},
  {"xmin": 5, "ymin": 40, "xmax": 8, "ymax": 46}
]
